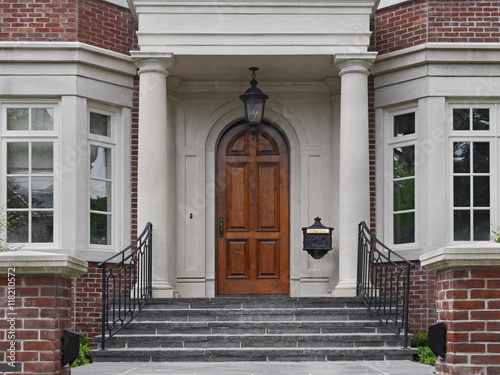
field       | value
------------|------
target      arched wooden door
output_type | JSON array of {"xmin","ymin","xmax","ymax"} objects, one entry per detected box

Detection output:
[{"xmin": 216, "ymin": 120, "xmax": 290, "ymax": 295}]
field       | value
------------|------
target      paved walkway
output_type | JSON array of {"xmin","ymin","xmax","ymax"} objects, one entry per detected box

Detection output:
[{"xmin": 72, "ymin": 361, "xmax": 435, "ymax": 375}]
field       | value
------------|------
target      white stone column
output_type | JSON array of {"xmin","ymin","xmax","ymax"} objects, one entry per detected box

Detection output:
[
  {"xmin": 333, "ymin": 53, "xmax": 377, "ymax": 297},
  {"xmin": 131, "ymin": 52, "xmax": 178, "ymax": 298}
]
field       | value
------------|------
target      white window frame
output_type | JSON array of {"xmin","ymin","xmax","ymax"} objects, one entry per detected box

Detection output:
[
  {"xmin": 87, "ymin": 103, "xmax": 119, "ymax": 249},
  {"xmin": 448, "ymin": 102, "xmax": 498, "ymax": 245},
  {"xmin": 385, "ymin": 104, "xmax": 418, "ymax": 249},
  {"xmin": 0, "ymin": 100, "xmax": 60, "ymax": 248}
]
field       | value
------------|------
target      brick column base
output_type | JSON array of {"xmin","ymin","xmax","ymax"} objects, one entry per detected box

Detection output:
[
  {"xmin": 0, "ymin": 251, "xmax": 87, "ymax": 374},
  {"xmin": 422, "ymin": 246, "xmax": 500, "ymax": 375}
]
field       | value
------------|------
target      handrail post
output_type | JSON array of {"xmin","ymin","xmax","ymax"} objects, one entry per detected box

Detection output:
[{"xmin": 100, "ymin": 263, "xmax": 106, "ymax": 350}]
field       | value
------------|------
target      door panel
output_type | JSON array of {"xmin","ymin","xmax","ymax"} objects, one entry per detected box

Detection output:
[
  {"xmin": 226, "ymin": 163, "xmax": 250, "ymax": 232},
  {"xmin": 257, "ymin": 163, "xmax": 280, "ymax": 231},
  {"xmin": 216, "ymin": 121, "xmax": 290, "ymax": 295}
]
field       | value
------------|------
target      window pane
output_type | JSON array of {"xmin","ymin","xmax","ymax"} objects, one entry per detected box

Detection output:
[
  {"xmin": 90, "ymin": 112, "xmax": 110, "ymax": 137},
  {"xmin": 453, "ymin": 109, "xmax": 470, "ymax": 130},
  {"xmin": 32, "ymin": 177, "xmax": 53, "ymax": 209},
  {"xmin": 473, "ymin": 210, "xmax": 490, "ymax": 241},
  {"xmin": 7, "ymin": 177, "xmax": 29, "ymax": 208},
  {"xmin": 32, "ymin": 211, "xmax": 53, "ymax": 243},
  {"xmin": 90, "ymin": 146, "xmax": 111, "ymax": 179},
  {"xmin": 31, "ymin": 108, "xmax": 54, "ymax": 130},
  {"xmin": 394, "ymin": 212, "xmax": 414, "ymax": 244},
  {"xmin": 453, "ymin": 142, "xmax": 470, "ymax": 173},
  {"xmin": 473, "ymin": 142, "xmax": 489, "ymax": 173},
  {"xmin": 6, "ymin": 211, "xmax": 28, "ymax": 242},
  {"xmin": 393, "ymin": 146, "xmax": 415, "ymax": 178},
  {"xmin": 90, "ymin": 213, "xmax": 110, "ymax": 245},
  {"xmin": 32, "ymin": 142, "xmax": 54, "ymax": 174},
  {"xmin": 453, "ymin": 176, "xmax": 470, "ymax": 207},
  {"xmin": 394, "ymin": 113, "xmax": 415, "ymax": 137},
  {"xmin": 454, "ymin": 210, "xmax": 470, "ymax": 241},
  {"xmin": 7, "ymin": 108, "xmax": 29, "ymax": 130},
  {"xmin": 473, "ymin": 176, "xmax": 490, "ymax": 207},
  {"xmin": 7, "ymin": 143, "xmax": 29, "ymax": 174},
  {"xmin": 472, "ymin": 109, "xmax": 489, "ymax": 131},
  {"xmin": 90, "ymin": 180, "xmax": 111, "ymax": 212},
  {"xmin": 394, "ymin": 179, "xmax": 415, "ymax": 211}
]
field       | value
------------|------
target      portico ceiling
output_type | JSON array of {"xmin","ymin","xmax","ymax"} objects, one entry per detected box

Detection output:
[{"xmin": 168, "ymin": 54, "xmax": 339, "ymax": 83}]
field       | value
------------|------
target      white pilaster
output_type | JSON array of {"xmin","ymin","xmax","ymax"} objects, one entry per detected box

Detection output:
[
  {"xmin": 333, "ymin": 53, "xmax": 377, "ymax": 297},
  {"xmin": 131, "ymin": 52, "xmax": 178, "ymax": 298}
]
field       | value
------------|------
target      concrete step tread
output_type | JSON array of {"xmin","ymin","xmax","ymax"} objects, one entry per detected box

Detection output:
[
  {"xmin": 126, "ymin": 320, "xmax": 386, "ymax": 326},
  {"xmin": 109, "ymin": 332, "xmax": 400, "ymax": 339},
  {"xmin": 93, "ymin": 347, "xmax": 418, "ymax": 354}
]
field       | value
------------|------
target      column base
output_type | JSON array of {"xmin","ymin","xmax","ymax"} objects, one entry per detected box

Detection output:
[
  {"xmin": 331, "ymin": 280, "xmax": 357, "ymax": 297},
  {"xmin": 152, "ymin": 281, "xmax": 179, "ymax": 298}
]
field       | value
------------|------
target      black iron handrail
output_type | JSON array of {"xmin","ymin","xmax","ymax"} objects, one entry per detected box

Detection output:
[
  {"xmin": 356, "ymin": 221, "xmax": 415, "ymax": 348},
  {"xmin": 98, "ymin": 222, "xmax": 153, "ymax": 349}
]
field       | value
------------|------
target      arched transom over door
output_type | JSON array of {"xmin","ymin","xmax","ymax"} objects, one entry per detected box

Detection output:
[{"xmin": 216, "ymin": 120, "xmax": 290, "ymax": 295}]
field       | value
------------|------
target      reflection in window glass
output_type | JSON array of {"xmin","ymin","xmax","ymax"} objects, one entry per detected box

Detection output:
[
  {"xmin": 7, "ymin": 143, "xmax": 29, "ymax": 174},
  {"xmin": 7, "ymin": 108, "xmax": 29, "ymax": 130},
  {"xmin": 32, "ymin": 143, "xmax": 53, "ymax": 174},
  {"xmin": 394, "ymin": 212, "xmax": 415, "ymax": 244},
  {"xmin": 393, "ymin": 146, "xmax": 415, "ymax": 178},
  {"xmin": 393, "ymin": 113, "xmax": 415, "ymax": 137},
  {"xmin": 472, "ymin": 109, "xmax": 489, "ymax": 131},
  {"xmin": 32, "ymin": 211, "xmax": 53, "ymax": 243},
  {"xmin": 32, "ymin": 108, "xmax": 54, "ymax": 130},
  {"xmin": 473, "ymin": 142, "xmax": 489, "ymax": 173},
  {"xmin": 453, "ymin": 109, "xmax": 470, "ymax": 130},
  {"xmin": 453, "ymin": 142, "xmax": 470, "ymax": 173},
  {"xmin": 454, "ymin": 210, "xmax": 470, "ymax": 241},
  {"xmin": 90, "ymin": 112, "xmax": 110, "ymax": 137},
  {"xmin": 6, "ymin": 212, "xmax": 29, "ymax": 243},
  {"xmin": 90, "ymin": 213, "xmax": 110, "ymax": 245}
]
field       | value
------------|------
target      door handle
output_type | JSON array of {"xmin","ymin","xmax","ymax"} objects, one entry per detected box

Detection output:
[{"xmin": 219, "ymin": 215, "xmax": 224, "ymax": 238}]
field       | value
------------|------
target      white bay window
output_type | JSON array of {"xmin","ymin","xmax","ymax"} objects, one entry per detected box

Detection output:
[
  {"xmin": 89, "ymin": 108, "xmax": 116, "ymax": 247},
  {"xmin": 450, "ymin": 105, "xmax": 495, "ymax": 242},
  {"xmin": 2, "ymin": 104, "xmax": 58, "ymax": 245}
]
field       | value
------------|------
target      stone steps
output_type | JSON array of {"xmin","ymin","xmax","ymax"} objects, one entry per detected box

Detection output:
[{"xmin": 92, "ymin": 297, "xmax": 417, "ymax": 362}]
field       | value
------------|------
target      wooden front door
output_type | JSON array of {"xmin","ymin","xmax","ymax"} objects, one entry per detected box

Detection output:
[{"xmin": 216, "ymin": 120, "xmax": 290, "ymax": 295}]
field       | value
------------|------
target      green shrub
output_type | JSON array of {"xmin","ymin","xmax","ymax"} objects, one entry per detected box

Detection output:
[
  {"xmin": 411, "ymin": 332, "xmax": 436, "ymax": 367},
  {"xmin": 491, "ymin": 226, "xmax": 500, "ymax": 243},
  {"xmin": 411, "ymin": 332, "xmax": 429, "ymax": 347},
  {"xmin": 71, "ymin": 335, "xmax": 94, "ymax": 368}
]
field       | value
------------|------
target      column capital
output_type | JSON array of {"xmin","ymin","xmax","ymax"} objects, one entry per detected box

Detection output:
[
  {"xmin": 131, "ymin": 52, "xmax": 176, "ymax": 75},
  {"xmin": 334, "ymin": 52, "xmax": 378, "ymax": 76}
]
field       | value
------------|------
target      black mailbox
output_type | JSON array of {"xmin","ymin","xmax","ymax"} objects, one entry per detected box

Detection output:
[
  {"xmin": 61, "ymin": 330, "xmax": 80, "ymax": 367},
  {"xmin": 302, "ymin": 217, "xmax": 334, "ymax": 259}
]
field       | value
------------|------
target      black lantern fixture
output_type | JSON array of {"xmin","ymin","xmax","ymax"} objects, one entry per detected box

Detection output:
[{"xmin": 239, "ymin": 67, "xmax": 269, "ymax": 137}]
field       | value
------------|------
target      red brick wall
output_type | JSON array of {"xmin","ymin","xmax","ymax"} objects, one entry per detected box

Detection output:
[
  {"xmin": 72, "ymin": 262, "xmax": 102, "ymax": 347},
  {"xmin": 77, "ymin": 0, "xmax": 135, "ymax": 55},
  {"xmin": 0, "ymin": 0, "xmax": 135, "ymax": 55},
  {"xmin": 0, "ymin": 0, "xmax": 78, "ymax": 41},
  {"xmin": 408, "ymin": 261, "xmax": 437, "ymax": 333},
  {"xmin": 373, "ymin": 0, "xmax": 500, "ymax": 55},
  {"xmin": 0, "ymin": 276, "xmax": 72, "ymax": 374},
  {"xmin": 435, "ymin": 269, "xmax": 500, "ymax": 374}
]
